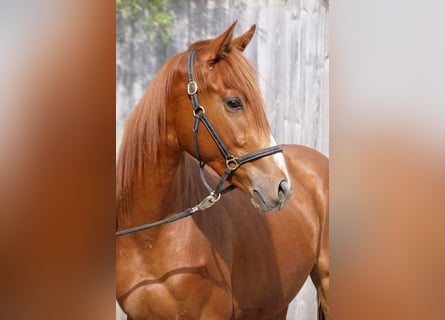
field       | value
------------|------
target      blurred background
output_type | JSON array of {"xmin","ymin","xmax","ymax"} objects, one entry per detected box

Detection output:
[
  {"xmin": 2, "ymin": 1, "xmax": 443, "ymax": 319},
  {"xmin": 116, "ymin": 0, "xmax": 329, "ymax": 319}
]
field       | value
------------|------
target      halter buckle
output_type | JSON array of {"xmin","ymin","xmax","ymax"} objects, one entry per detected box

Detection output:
[
  {"xmin": 226, "ymin": 156, "xmax": 240, "ymax": 171},
  {"xmin": 187, "ymin": 81, "xmax": 198, "ymax": 95}
]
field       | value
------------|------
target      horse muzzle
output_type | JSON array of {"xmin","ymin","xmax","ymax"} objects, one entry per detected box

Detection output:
[{"xmin": 251, "ymin": 177, "xmax": 293, "ymax": 212}]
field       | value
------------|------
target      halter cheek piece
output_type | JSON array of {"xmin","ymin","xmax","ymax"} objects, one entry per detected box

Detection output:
[{"xmin": 116, "ymin": 50, "xmax": 283, "ymax": 236}]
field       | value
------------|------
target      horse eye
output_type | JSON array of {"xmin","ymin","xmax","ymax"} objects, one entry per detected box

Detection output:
[{"xmin": 225, "ymin": 97, "xmax": 243, "ymax": 111}]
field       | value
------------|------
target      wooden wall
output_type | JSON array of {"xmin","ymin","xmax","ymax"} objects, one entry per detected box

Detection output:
[{"xmin": 116, "ymin": 1, "xmax": 328, "ymax": 318}]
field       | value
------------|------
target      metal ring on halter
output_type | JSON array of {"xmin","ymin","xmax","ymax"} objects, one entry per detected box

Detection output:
[
  {"xmin": 193, "ymin": 105, "xmax": 205, "ymax": 117},
  {"xmin": 226, "ymin": 156, "xmax": 240, "ymax": 171}
]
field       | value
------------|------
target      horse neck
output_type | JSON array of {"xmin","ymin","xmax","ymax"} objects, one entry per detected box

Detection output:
[
  {"xmin": 116, "ymin": 140, "xmax": 184, "ymax": 231},
  {"xmin": 117, "ymin": 52, "xmax": 208, "ymax": 231}
]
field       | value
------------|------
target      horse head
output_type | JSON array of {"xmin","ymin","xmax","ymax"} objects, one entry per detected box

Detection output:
[{"xmin": 167, "ymin": 21, "xmax": 292, "ymax": 212}]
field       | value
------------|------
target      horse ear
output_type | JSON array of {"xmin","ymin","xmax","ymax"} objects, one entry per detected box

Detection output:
[
  {"xmin": 203, "ymin": 21, "xmax": 237, "ymax": 65},
  {"xmin": 232, "ymin": 24, "xmax": 256, "ymax": 51}
]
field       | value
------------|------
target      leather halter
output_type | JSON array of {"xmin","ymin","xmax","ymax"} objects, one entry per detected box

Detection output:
[
  {"xmin": 115, "ymin": 50, "xmax": 283, "ymax": 236},
  {"xmin": 187, "ymin": 50, "xmax": 283, "ymax": 196}
]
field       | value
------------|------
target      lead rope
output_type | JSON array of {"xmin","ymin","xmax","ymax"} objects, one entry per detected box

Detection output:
[{"xmin": 115, "ymin": 192, "xmax": 221, "ymax": 237}]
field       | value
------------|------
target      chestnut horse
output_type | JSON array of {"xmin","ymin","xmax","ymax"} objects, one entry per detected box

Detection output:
[{"xmin": 116, "ymin": 22, "xmax": 329, "ymax": 320}]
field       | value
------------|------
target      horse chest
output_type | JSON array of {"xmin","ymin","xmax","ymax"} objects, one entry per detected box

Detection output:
[{"xmin": 117, "ymin": 227, "xmax": 235, "ymax": 318}]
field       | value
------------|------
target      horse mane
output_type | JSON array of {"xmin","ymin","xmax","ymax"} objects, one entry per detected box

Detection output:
[
  {"xmin": 117, "ymin": 41, "xmax": 270, "ymax": 211},
  {"xmin": 116, "ymin": 53, "xmax": 184, "ymax": 210}
]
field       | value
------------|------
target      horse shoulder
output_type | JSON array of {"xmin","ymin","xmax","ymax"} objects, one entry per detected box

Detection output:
[{"xmin": 117, "ymin": 222, "xmax": 234, "ymax": 319}]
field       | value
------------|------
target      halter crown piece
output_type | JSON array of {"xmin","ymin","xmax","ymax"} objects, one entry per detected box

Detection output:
[{"xmin": 115, "ymin": 50, "xmax": 283, "ymax": 236}]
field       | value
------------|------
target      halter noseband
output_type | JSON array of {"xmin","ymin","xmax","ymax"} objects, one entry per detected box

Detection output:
[
  {"xmin": 115, "ymin": 50, "xmax": 283, "ymax": 236},
  {"xmin": 187, "ymin": 50, "xmax": 283, "ymax": 197}
]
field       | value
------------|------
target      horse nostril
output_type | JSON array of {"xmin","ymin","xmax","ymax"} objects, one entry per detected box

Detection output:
[{"xmin": 278, "ymin": 179, "xmax": 291, "ymax": 202}]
